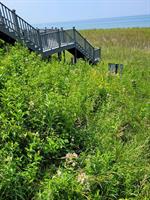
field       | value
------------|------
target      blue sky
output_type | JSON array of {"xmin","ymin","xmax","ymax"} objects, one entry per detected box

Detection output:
[{"xmin": 1, "ymin": 0, "xmax": 150, "ymax": 24}]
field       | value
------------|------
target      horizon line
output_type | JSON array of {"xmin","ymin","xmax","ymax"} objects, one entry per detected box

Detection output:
[{"xmin": 34, "ymin": 14, "xmax": 150, "ymax": 26}]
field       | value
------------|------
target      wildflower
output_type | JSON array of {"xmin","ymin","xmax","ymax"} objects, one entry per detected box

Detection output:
[
  {"xmin": 77, "ymin": 171, "xmax": 88, "ymax": 184},
  {"xmin": 29, "ymin": 101, "xmax": 34, "ymax": 109},
  {"xmin": 64, "ymin": 153, "xmax": 78, "ymax": 168},
  {"xmin": 65, "ymin": 153, "xmax": 78, "ymax": 160},
  {"xmin": 57, "ymin": 169, "xmax": 62, "ymax": 176}
]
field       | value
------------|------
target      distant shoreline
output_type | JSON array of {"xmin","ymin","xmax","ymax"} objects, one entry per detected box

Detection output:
[{"xmin": 35, "ymin": 14, "xmax": 150, "ymax": 30}]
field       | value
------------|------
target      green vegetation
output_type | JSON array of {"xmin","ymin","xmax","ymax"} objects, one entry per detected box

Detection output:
[{"xmin": 0, "ymin": 28, "xmax": 150, "ymax": 200}]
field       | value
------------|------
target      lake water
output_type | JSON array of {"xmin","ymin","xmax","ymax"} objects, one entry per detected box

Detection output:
[{"xmin": 36, "ymin": 15, "xmax": 150, "ymax": 30}]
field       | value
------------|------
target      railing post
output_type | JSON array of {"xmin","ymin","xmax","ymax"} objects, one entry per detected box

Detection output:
[
  {"xmin": 84, "ymin": 38, "xmax": 87, "ymax": 52},
  {"xmin": 73, "ymin": 26, "xmax": 76, "ymax": 44},
  {"xmin": 45, "ymin": 27, "xmax": 47, "ymax": 33},
  {"xmin": 57, "ymin": 28, "xmax": 61, "ymax": 48},
  {"xmin": 12, "ymin": 9, "xmax": 20, "ymax": 37},
  {"xmin": 99, "ymin": 48, "xmax": 101, "ymax": 59},
  {"xmin": 0, "ymin": 9, "xmax": 4, "ymax": 26},
  {"xmin": 57, "ymin": 29, "xmax": 62, "ymax": 61},
  {"xmin": 93, "ymin": 48, "xmax": 95, "ymax": 62},
  {"xmin": 37, "ymin": 29, "xmax": 43, "ymax": 51},
  {"xmin": 73, "ymin": 27, "xmax": 77, "ymax": 63},
  {"xmin": 61, "ymin": 27, "xmax": 65, "ymax": 43}
]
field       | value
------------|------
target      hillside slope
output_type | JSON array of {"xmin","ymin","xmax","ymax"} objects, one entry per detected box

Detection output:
[{"xmin": 0, "ymin": 28, "xmax": 150, "ymax": 200}]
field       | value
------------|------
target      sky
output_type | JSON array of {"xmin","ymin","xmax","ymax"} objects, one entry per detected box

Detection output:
[{"xmin": 1, "ymin": 0, "xmax": 150, "ymax": 24}]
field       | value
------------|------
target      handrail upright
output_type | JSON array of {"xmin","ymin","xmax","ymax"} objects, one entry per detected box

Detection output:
[
  {"xmin": 37, "ymin": 29, "xmax": 43, "ymax": 51},
  {"xmin": 57, "ymin": 29, "xmax": 61, "ymax": 48},
  {"xmin": 12, "ymin": 9, "xmax": 20, "ymax": 37}
]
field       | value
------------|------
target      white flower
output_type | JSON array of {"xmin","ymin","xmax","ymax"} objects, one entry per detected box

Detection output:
[
  {"xmin": 57, "ymin": 169, "xmax": 62, "ymax": 176},
  {"xmin": 29, "ymin": 101, "xmax": 34, "ymax": 108},
  {"xmin": 77, "ymin": 171, "xmax": 88, "ymax": 184},
  {"xmin": 65, "ymin": 153, "xmax": 78, "ymax": 160}
]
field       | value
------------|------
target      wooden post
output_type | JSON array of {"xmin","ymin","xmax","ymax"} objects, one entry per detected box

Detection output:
[
  {"xmin": 37, "ymin": 29, "xmax": 43, "ymax": 52},
  {"xmin": 48, "ymin": 55, "xmax": 52, "ymax": 62},
  {"xmin": 84, "ymin": 38, "xmax": 87, "ymax": 51},
  {"xmin": 93, "ymin": 48, "xmax": 95, "ymax": 62},
  {"xmin": 57, "ymin": 28, "xmax": 61, "ymax": 48},
  {"xmin": 45, "ymin": 27, "xmax": 47, "ymax": 33},
  {"xmin": 73, "ymin": 27, "xmax": 77, "ymax": 64},
  {"xmin": 84, "ymin": 39, "xmax": 88, "ymax": 63},
  {"xmin": 73, "ymin": 26, "xmax": 76, "ymax": 43},
  {"xmin": 57, "ymin": 29, "xmax": 62, "ymax": 61},
  {"xmin": 0, "ymin": 9, "xmax": 4, "ymax": 26},
  {"xmin": 58, "ymin": 52, "xmax": 62, "ymax": 61},
  {"xmin": 12, "ymin": 9, "xmax": 20, "ymax": 37},
  {"xmin": 61, "ymin": 27, "xmax": 65, "ymax": 43},
  {"xmin": 63, "ymin": 50, "xmax": 66, "ymax": 63},
  {"xmin": 115, "ymin": 64, "xmax": 119, "ymax": 74}
]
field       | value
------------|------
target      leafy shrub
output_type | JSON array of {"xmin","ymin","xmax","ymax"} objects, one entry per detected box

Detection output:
[{"xmin": 0, "ymin": 28, "xmax": 150, "ymax": 199}]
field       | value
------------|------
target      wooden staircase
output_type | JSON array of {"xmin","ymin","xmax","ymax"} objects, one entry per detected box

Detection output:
[{"xmin": 0, "ymin": 2, "xmax": 100, "ymax": 64}]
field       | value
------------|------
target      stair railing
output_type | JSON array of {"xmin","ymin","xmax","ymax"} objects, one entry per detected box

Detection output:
[
  {"xmin": 94, "ymin": 48, "xmax": 101, "ymax": 60},
  {"xmin": 40, "ymin": 28, "xmax": 74, "ymax": 51},
  {"xmin": 0, "ymin": 2, "xmax": 16, "ymax": 32},
  {"xmin": 74, "ymin": 28, "xmax": 95, "ymax": 59},
  {"xmin": 0, "ymin": 2, "xmax": 100, "ymax": 62},
  {"xmin": 0, "ymin": 2, "xmax": 41, "ymax": 50}
]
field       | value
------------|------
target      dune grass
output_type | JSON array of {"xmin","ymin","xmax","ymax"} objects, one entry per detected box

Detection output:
[{"xmin": 0, "ymin": 28, "xmax": 150, "ymax": 200}]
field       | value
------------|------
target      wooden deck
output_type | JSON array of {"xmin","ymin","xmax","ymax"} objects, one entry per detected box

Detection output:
[{"xmin": 0, "ymin": 2, "xmax": 100, "ymax": 64}]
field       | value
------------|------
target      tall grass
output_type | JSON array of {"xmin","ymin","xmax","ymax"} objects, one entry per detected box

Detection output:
[{"xmin": 0, "ymin": 28, "xmax": 150, "ymax": 199}]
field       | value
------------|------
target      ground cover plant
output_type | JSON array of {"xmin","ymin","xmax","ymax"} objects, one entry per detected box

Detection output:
[{"xmin": 0, "ymin": 28, "xmax": 150, "ymax": 199}]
